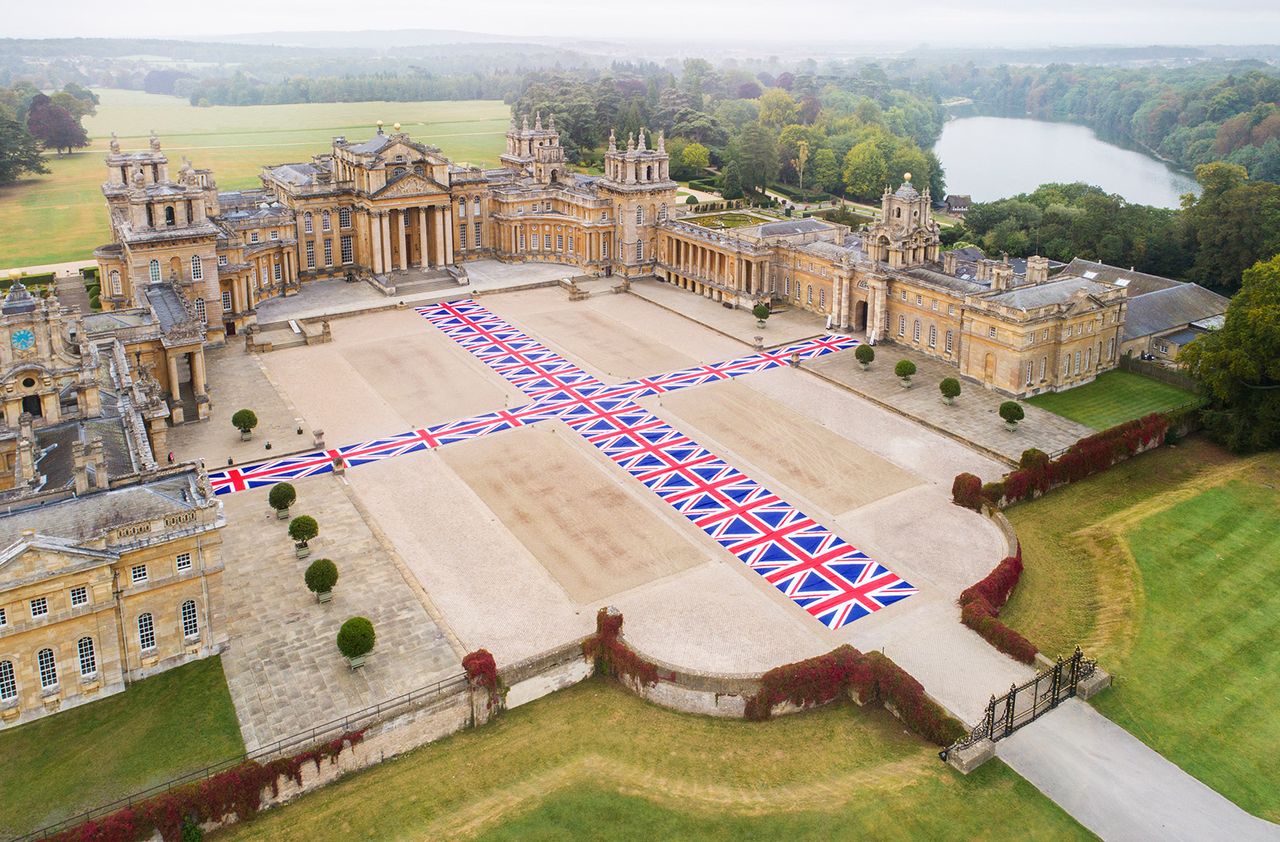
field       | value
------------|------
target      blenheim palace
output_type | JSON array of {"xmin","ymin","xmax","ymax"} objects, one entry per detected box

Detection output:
[{"xmin": 1, "ymin": 115, "xmax": 1217, "ymax": 728}]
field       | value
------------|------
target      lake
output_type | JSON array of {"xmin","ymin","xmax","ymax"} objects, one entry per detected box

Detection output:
[{"xmin": 932, "ymin": 116, "xmax": 1200, "ymax": 209}]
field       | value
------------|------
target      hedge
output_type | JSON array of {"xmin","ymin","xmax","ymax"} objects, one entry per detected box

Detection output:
[
  {"xmin": 953, "ymin": 412, "xmax": 1172, "ymax": 510},
  {"xmin": 744, "ymin": 645, "xmax": 964, "ymax": 746},
  {"xmin": 958, "ymin": 544, "xmax": 1037, "ymax": 664},
  {"xmin": 45, "ymin": 731, "xmax": 365, "ymax": 842}
]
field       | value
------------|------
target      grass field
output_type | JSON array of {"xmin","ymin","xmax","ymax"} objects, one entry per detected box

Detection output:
[
  {"xmin": 217, "ymin": 680, "xmax": 1088, "ymax": 841},
  {"xmin": 0, "ymin": 656, "xmax": 244, "ymax": 837},
  {"xmin": 0, "ymin": 89, "xmax": 510, "ymax": 269},
  {"xmin": 1025, "ymin": 370, "xmax": 1197, "ymax": 430},
  {"xmin": 1003, "ymin": 437, "xmax": 1280, "ymax": 822}
]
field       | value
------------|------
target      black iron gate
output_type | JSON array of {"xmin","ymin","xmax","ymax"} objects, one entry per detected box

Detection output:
[{"xmin": 940, "ymin": 647, "xmax": 1096, "ymax": 762}]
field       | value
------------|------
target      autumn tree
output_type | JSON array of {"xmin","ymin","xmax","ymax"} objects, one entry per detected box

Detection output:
[{"xmin": 26, "ymin": 99, "xmax": 88, "ymax": 154}]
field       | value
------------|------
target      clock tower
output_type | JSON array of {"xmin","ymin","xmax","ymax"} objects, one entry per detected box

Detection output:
[
  {"xmin": 864, "ymin": 173, "xmax": 940, "ymax": 269},
  {"xmin": 0, "ymin": 282, "xmax": 101, "ymax": 429}
]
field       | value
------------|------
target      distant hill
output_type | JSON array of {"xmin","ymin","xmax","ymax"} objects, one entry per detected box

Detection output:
[{"xmin": 200, "ymin": 28, "xmax": 540, "ymax": 49}]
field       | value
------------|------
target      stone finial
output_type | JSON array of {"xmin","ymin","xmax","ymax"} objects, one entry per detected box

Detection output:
[
  {"xmin": 627, "ymin": 133, "xmax": 635, "ymax": 152},
  {"xmin": 522, "ymin": 114, "xmax": 529, "ymax": 131},
  {"xmin": 149, "ymin": 130, "xmax": 161, "ymax": 151},
  {"xmin": 132, "ymin": 166, "xmax": 145, "ymax": 187},
  {"xmin": 509, "ymin": 114, "xmax": 516, "ymax": 130},
  {"xmin": 534, "ymin": 111, "xmax": 542, "ymax": 130},
  {"xmin": 637, "ymin": 128, "xmax": 647, "ymax": 151},
  {"xmin": 109, "ymin": 131, "xmax": 120, "ymax": 154},
  {"xmin": 657, "ymin": 130, "xmax": 665, "ymax": 153},
  {"xmin": 608, "ymin": 129, "xmax": 617, "ymax": 152},
  {"xmin": 548, "ymin": 112, "xmax": 556, "ymax": 131},
  {"xmin": 376, "ymin": 120, "xmax": 384, "ymax": 134},
  {"xmin": 393, "ymin": 122, "xmax": 401, "ymax": 132}
]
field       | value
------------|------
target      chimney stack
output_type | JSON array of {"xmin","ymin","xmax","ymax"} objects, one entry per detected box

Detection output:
[
  {"xmin": 943, "ymin": 250, "xmax": 958, "ymax": 275},
  {"xmin": 992, "ymin": 262, "xmax": 1015, "ymax": 292},
  {"xmin": 1027, "ymin": 255, "xmax": 1050, "ymax": 285}
]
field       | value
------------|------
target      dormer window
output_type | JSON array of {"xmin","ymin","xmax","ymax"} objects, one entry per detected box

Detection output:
[
  {"xmin": 393, "ymin": 167, "xmax": 406, "ymax": 177},
  {"xmin": 395, "ymin": 155, "xmax": 405, "ymax": 162}
]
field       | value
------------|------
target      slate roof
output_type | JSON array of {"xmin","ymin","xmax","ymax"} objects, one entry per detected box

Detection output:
[
  {"xmin": 1060, "ymin": 258, "xmax": 1182, "ymax": 297},
  {"xmin": 757, "ymin": 218, "xmax": 831, "ymax": 237},
  {"xmin": 1122, "ymin": 283, "xmax": 1230, "ymax": 341},
  {"xmin": 983, "ymin": 276, "xmax": 1113, "ymax": 310},
  {"xmin": 347, "ymin": 134, "xmax": 392, "ymax": 155},
  {"xmin": 904, "ymin": 266, "xmax": 987, "ymax": 295},
  {"xmin": 1162, "ymin": 328, "xmax": 1205, "ymax": 346},
  {"xmin": 266, "ymin": 163, "xmax": 323, "ymax": 186},
  {"xmin": 144, "ymin": 285, "xmax": 189, "ymax": 332}
]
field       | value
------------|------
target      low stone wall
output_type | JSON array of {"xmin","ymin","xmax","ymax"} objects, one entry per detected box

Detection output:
[
  {"xmin": 501, "ymin": 638, "xmax": 594, "ymax": 710},
  {"xmin": 623, "ymin": 645, "xmax": 763, "ymax": 718}
]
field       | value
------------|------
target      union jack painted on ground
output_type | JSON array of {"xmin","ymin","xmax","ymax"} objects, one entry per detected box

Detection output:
[{"xmin": 206, "ymin": 298, "xmax": 913, "ymax": 628}]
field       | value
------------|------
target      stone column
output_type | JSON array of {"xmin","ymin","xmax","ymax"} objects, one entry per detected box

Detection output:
[
  {"xmin": 831, "ymin": 272, "xmax": 842, "ymax": 327},
  {"xmin": 167, "ymin": 353, "xmax": 181, "ymax": 401},
  {"xmin": 380, "ymin": 213, "xmax": 392, "ymax": 275},
  {"xmin": 397, "ymin": 209, "xmax": 408, "ymax": 272},
  {"xmin": 433, "ymin": 207, "xmax": 446, "ymax": 269},
  {"xmin": 418, "ymin": 207, "xmax": 429, "ymax": 267},
  {"xmin": 444, "ymin": 208, "xmax": 455, "ymax": 266},
  {"xmin": 191, "ymin": 350, "xmax": 207, "ymax": 396}
]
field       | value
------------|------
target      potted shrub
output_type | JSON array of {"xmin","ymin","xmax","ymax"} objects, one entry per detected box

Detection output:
[
  {"xmin": 337, "ymin": 616, "xmax": 375, "ymax": 669},
  {"xmin": 940, "ymin": 377, "xmax": 961, "ymax": 406},
  {"xmin": 752, "ymin": 302, "xmax": 771, "ymax": 329},
  {"xmin": 854, "ymin": 344, "xmax": 874, "ymax": 370},
  {"xmin": 305, "ymin": 558, "xmax": 339, "ymax": 603},
  {"xmin": 232, "ymin": 409, "xmax": 258, "ymax": 442},
  {"xmin": 894, "ymin": 359, "xmax": 916, "ymax": 388},
  {"xmin": 1000, "ymin": 401, "xmax": 1025, "ymax": 431},
  {"xmin": 288, "ymin": 515, "xmax": 319, "ymax": 558},
  {"xmin": 268, "ymin": 482, "xmax": 296, "ymax": 520}
]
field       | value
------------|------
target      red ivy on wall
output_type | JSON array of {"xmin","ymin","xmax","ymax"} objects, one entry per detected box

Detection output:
[
  {"xmin": 582, "ymin": 608, "xmax": 661, "ymax": 687},
  {"xmin": 957, "ymin": 544, "xmax": 1037, "ymax": 664}
]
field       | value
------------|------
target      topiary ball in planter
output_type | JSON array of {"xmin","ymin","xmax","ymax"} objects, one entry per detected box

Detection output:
[
  {"xmin": 854, "ymin": 344, "xmax": 874, "ymax": 370},
  {"xmin": 268, "ymin": 482, "xmax": 296, "ymax": 520},
  {"xmin": 752, "ymin": 302, "xmax": 771, "ymax": 329},
  {"xmin": 288, "ymin": 515, "xmax": 319, "ymax": 558},
  {"xmin": 940, "ymin": 377, "xmax": 961, "ymax": 405},
  {"xmin": 337, "ymin": 616, "xmax": 376, "ymax": 668},
  {"xmin": 999, "ymin": 400, "xmax": 1025, "ymax": 431},
  {"xmin": 305, "ymin": 558, "xmax": 339, "ymax": 603},
  {"xmin": 894, "ymin": 359, "xmax": 916, "ymax": 387},
  {"xmin": 231, "ymin": 409, "xmax": 258, "ymax": 441}
]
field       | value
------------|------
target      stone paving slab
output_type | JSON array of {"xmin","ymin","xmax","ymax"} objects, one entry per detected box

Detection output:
[{"xmin": 808, "ymin": 344, "xmax": 1095, "ymax": 467}]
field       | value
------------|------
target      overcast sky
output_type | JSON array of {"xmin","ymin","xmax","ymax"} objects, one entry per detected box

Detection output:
[{"xmin": 6, "ymin": 0, "xmax": 1280, "ymax": 44}]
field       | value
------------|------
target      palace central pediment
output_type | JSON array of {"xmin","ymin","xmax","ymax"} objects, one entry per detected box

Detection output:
[{"xmin": 373, "ymin": 172, "xmax": 447, "ymax": 199}]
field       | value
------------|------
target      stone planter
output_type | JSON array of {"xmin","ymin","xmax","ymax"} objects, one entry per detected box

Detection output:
[
  {"xmin": 942, "ymin": 396, "xmax": 955, "ymax": 406},
  {"xmin": 316, "ymin": 590, "xmax": 333, "ymax": 604},
  {"xmin": 1005, "ymin": 421, "xmax": 1019, "ymax": 432},
  {"xmin": 239, "ymin": 430, "xmax": 252, "ymax": 442},
  {"xmin": 858, "ymin": 362, "xmax": 869, "ymax": 371},
  {"xmin": 899, "ymin": 377, "xmax": 912, "ymax": 389},
  {"xmin": 346, "ymin": 654, "xmax": 367, "ymax": 670},
  {"xmin": 275, "ymin": 507, "xmax": 289, "ymax": 520},
  {"xmin": 756, "ymin": 319, "xmax": 767, "ymax": 329},
  {"xmin": 295, "ymin": 544, "xmax": 311, "ymax": 559}
]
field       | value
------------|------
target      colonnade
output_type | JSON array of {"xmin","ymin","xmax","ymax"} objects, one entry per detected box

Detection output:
[
  {"xmin": 662, "ymin": 235, "xmax": 766, "ymax": 300},
  {"xmin": 364, "ymin": 205, "xmax": 453, "ymax": 274}
]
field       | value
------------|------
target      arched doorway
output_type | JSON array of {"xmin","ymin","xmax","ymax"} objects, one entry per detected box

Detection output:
[{"xmin": 853, "ymin": 300, "xmax": 868, "ymax": 332}]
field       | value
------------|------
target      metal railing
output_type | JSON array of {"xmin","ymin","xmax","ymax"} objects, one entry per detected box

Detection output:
[{"xmin": 11, "ymin": 670, "xmax": 468, "ymax": 841}]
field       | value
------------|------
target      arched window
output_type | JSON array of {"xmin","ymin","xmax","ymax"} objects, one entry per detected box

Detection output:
[
  {"xmin": 895, "ymin": 208, "xmax": 902, "ymax": 218},
  {"xmin": 190, "ymin": 255, "xmax": 203, "ymax": 281},
  {"xmin": 645, "ymin": 165, "xmax": 653, "ymax": 181},
  {"xmin": 77, "ymin": 637, "xmax": 96, "ymax": 677},
  {"xmin": 393, "ymin": 166, "xmax": 406, "ymax": 177},
  {"xmin": 658, "ymin": 203, "xmax": 667, "ymax": 222},
  {"xmin": 807, "ymin": 285, "xmax": 813, "ymax": 305},
  {"xmin": 149, "ymin": 260, "xmax": 161, "ymax": 284},
  {"xmin": 110, "ymin": 270, "xmax": 122, "ymax": 296},
  {"xmin": 321, "ymin": 211, "xmax": 331, "ymax": 231},
  {"xmin": 303, "ymin": 212, "xmax": 313, "ymax": 234},
  {"xmin": 181, "ymin": 600, "xmax": 199, "ymax": 639},
  {"xmin": 635, "ymin": 207, "xmax": 643, "ymax": 225},
  {"xmin": 164, "ymin": 206, "xmax": 176, "ymax": 226},
  {"xmin": 194, "ymin": 298, "xmax": 206, "ymax": 325},
  {"xmin": 473, "ymin": 197, "xmax": 481, "ymax": 213},
  {"xmin": 338, "ymin": 207, "xmax": 352, "ymax": 228},
  {"xmin": 913, "ymin": 319, "xmax": 921, "ymax": 342},
  {"xmin": 37, "ymin": 648, "xmax": 57, "ymax": 689},
  {"xmin": 0, "ymin": 660, "xmax": 15, "ymax": 701},
  {"xmin": 819, "ymin": 289, "xmax": 826, "ymax": 309},
  {"xmin": 138, "ymin": 613, "xmax": 156, "ymax": 651},
  {"xmin": 458, "ymin": 200, "xmax": 466, "ymax": 218}
]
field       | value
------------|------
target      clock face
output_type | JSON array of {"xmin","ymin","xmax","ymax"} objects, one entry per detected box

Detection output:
[{"xmin": 10, "ymin": 329, "xmax": 35, "ymax": 351}]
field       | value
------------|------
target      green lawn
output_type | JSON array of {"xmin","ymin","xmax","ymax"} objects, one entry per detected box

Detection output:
[
  {"xmin": 0, "ymin": 89, "xmax": 510, "ymax": 269},
  {"xmin": 0, "ymin": 655, "xmax": 245, "ymax": 838},
  {"xmin": 1004, "ymin": 438, "xmax": 1280, "ymax": 822},
  {"xmin": 1025, "ymin": 370, "xmax": 1197, "ymax": 430},
  {"xmin": 217, "ymin": 680, "xmax": 1089, "ymax": 841}
]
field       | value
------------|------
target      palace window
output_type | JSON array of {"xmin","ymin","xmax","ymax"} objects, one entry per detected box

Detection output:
[
  {"xmin": 807, "ymin": 285, "xmax": 813, "ymax": 305},
  {"xmin": 948, "ymin": 305, "xmax": 956, "ymax": 316},
  {"xmin": 305, "ymin": 241, "xmax": 315, "ymax": 269},
  {"xmin": 916, "ymin": 295, "xmax": 923, "ymax": 305},
  {"xmin": 37, "ymin": 649, "xmax": 57, "ymax": 689},
  {"xmin": 602, "ymin": 239, "xmax": 608, "ymax": 259},
  {"xmin": 636, "ymin": 207, "xmax": 644, "ymax": 225},
  {"xmin": 1027, "ymin": 361, "xmax": 1034, "ymax": 386},
  {"xmin": 222, "ymin": 290, "xmax": 232, "ymax": 312},
  {"xmin": 138, "ymin": 613, "xmax": 156, "ymax": 651},
  {"xmin": 181, "ymin": 600, "xmax": 199, "ymax": 640},
  {"xmin": 218, "ymin": 255, "xmax": 228, "ymax": 266},
  {"xmin": 1075, "ymin": 351, "xmax": 1081, "ymax": 374},
  {"xmin": 556, "ymin": 234, "xmax": 563, "ymax": 252},
  {"xmin": 928, "ymin": 325, "xmax": 937, "ymax": 348},
  {"xmin": 393, "ymin": 167, "xmax": 406, "ymax": 177},
  {"xmin": 324, "ymin": 239, "xmax": 333, "ymax": 266},
  {"xmin": 658, "ymin": 203, "xmax": 668, "ymax": 222},
  {"xmin": 30, "ymin": 597, "xmax": 47, "ymax": 618},
  {"xmin": 459, "ymin": 226, "xmax": 467, "ymax": 250},
  {"xmin": 270, "ymin": 230, "xmax": 279, "ymax": 240},
  {"xmin": 458, "ymin": 201, "xmax": 466, "ymax": 218},
  {"xmin": 341, "ymin": 235, "xmax": 353, "ymax": 264},
  {"xmin": 250, "ymin": 232, "xmax": 259, "ymax": 244},
  {"xmin": 0, "ymin": 608, "xmax": 6, "ymax": 627},
  {"xmin": 195, "ymin": 298, "xmax": 207, "ymax": 325},
  {"xmin": 637, "ymin": 241, "xmax": 644, "ymax": 261},
  {"xmin": 149, "ymin": 260, "xmax": 161, "ymax": 284},
  {"xmin": 78, "ymin": 637, "xmax": 97, "ymax": 677},
  {"xmin": 1107, "ymin": 337, "xmax": 1115, "ymax": 360},
  {"xmin": 819, "ymin": 289, "xmax": 826, "ymax": 309},
  {"xmin": 303, "ymin": 212, "xmax": 313, "ymax": 234},
  {"xmin": 900, "ymin": 290, "xmax": 907, "ymax": 301},
  {"xmin": 273, "ymin": 262, "xmax": 282, "ymax": 282},
  {"xmin": 898, "ymin": 315, "xmax": 906, "ymax": 337},
  {"xmin": 1085, "ymin": 348, "xmax": 1092, "ymax": 370},
  {"xmin": 945, "ymin": 330, "xmax": 954, "ymax": 354},
  {"xmin": 473, "ymin": 197, "xmax": 481, "ymax": 214},
  {"xmin": 191, "ymin": 255, "xmax": 203, "ymax": 281},
  {"xmin": 931, "ymin": 299, "xmax": 938, "ymax": 312},
  {"xmin": 784, "ymin": 279, "xmax": 790, "ymax": 296},
  {"xmin": 176, "ymin": 552, "xmax": 192, "ymax": 573},
  {"xmin": 519, "ymin": 232, "xmax": 526, "ymax": 250},
  {"xmin": 110, "ymin": 270, "xmax": 122, "ymax": 296},
  {"xmin": 913, "ymin": 319, "xmax": 921, "ymax": 343},
  {"xmin": 1063, "ymin": 357, "xmax": 1070, "ymax": 376},
  {"xmin": 164, "ymin": 206, "xmax": 176, "ymax": 227},
  {"xmin": 339, "ymin": 208, "xmax": 352, "ymax": 228},
  {"xmin": 473, "ymin": 222, "xmax": 481, "ymax": 248},
  {"xmin": 567, "ymin": 236, "xmax": 575, "ymax": 254},
  {"xmin": 0, "ymin": 661, "xmax": 15, "ymax": 701},
  {"xmin": 131, "ymin": 564, "xmax": 148, "ymax": 584},
  {"xmin": 600, "ymin": 210, "xmax": 608, "ymax": 221},
  {"xmin": 322, "ymin": 211, "xmax": 331, "ymax": 231},
  {"xmin": 544, "ymin": 234, "xmax": 551, "ymax": 250},
  {"xmin": 1040, "ymin": 357, "xmax": 1047, "ymax": 381},
  {"xmin": 988, "ymin": 326, "xmax": 997, "ymax": 339},
  {"xmin": 70, "ymin": 586, "xmax": 88, "ymax": 608}
]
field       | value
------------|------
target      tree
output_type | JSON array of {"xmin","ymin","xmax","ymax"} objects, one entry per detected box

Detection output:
[
  {"xmin": 0, "ymin": 116, "xmax": 47, "ymax": 185},
  {"xmin": 268, "ymin": 482, "xmax": 296, "ymax": 516},
  {"xmin": 1181, "ymin": 254, "xmax": 1280, "ymax": 451},
  {"xmin": 752, "ymin": 302, "xmax": 771, "ymax": 326},
  {"xmin": 758, "ymin": 88, "xmax": 799, "ymax": 130},
  {"xmin": 337, "ymin": 617, "xmax": 376, "ymax": 661},
  {"xmin": 895, "ymin": 359, "xmax": 917, "ymax": 384},
  {"xmin": 843, "ymin": 139, "xmax": 890, "ymax": 201},
  {"xmin": 855, "ymin": 344, "xmax": 875, "ymax": 369},
  {"xmin": 1184, "ymin": 163, "xmax": 1280, "ymax": 294},
  {"xmin": 999, "ymin": 401, "xmax": 1025, "ymax": 428},
  {"xmin": 25, "ymin": 101, "xmax": 88, "ymax": 155},
  {"xmin": 681, "ymin": 142, "xmax": 710, "ymax": 173},
  {"xmin": 730, "ymin": 125, "xmax": 778, "ymax": 197},
  {"xmin": 720, "ymin": 159, "xmax": 744, "ymax": 200},
  {"xmin": 288, "ymin": 515, "xmax": 319, "ymax": 548},
  {"xmin": 811, "ymin": 148, "xmax": 840, "ymax": 194},
  {"xmin": 940, "ymin": 377, "xmax": 961, "ymax": 404},
  {"xmin": 305, "ymin": 558, "xmax": 339, "ymax": 597},
  {"xmin": 792, "ymin": 140, "xmax": 811, "ymax": 192},
  {"xmin": 231, "ymin": 408, "xmax": 258, "ymax": 436}
]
